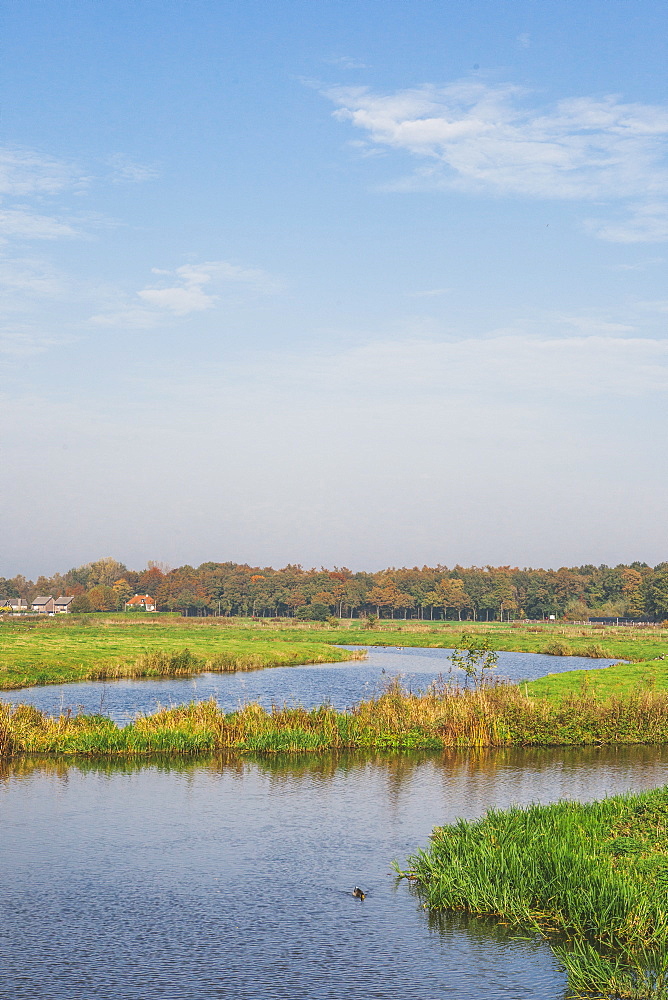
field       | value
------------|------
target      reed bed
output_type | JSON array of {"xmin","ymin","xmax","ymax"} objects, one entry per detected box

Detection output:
[
  {"xmin": 400, "ymin": 786, "xmax": 668, "ymax": 998},
  {"xmin": 8, "ymin": 680, "xmax": 668, "ymax": 757}
]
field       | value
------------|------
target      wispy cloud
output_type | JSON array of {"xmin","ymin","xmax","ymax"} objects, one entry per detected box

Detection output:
[
  {"xmin": 0, "ymin": 148, "xmax": 88, "ymax": 197},
  {"xmin": 323, "ymin": 80, "xmax": 668, "ymax": 241},
  {"xmin": 0, "ymin": 207, "xmax": 80, "ymax": 242},
  {"xmin": 107, "ymin": 153, "xmax": 159, "ymax": 184},
  {"xmin": 268, "ymin": 333, "xmax": 668, "ymax": 399},
  {"xmin": 587, "ymin": 203, "xmax": 668, "ymax": 243},
  {"xmin": 0, "ymin": 256, "xmax": 70, "ymax": 300},
  {"xmin": 325, "ymin": 55, "xmax": 368, "ymax": 70},
  {"xmin": 0, "ymin": 325, "xmax": 71, "ymax": 357},
  {"xmin": 93, "ymin": 259, "xmax": 281, "ymax": 325}
]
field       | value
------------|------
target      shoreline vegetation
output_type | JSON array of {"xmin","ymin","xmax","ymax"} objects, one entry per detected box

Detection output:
[
  {"xmin": 8, "ymin": 681, "xmax": 668, "ymax": 757},
  {"xmin": 2, "ymin": 613, "xmax": 668, "ymax": 692},
  {"xmin": 399, "ymin": 787, "xmax": 668, "ymax": 999},
  {"xmin": 5, "ymin": 618, "xmax": 668, "ymax": 995},
  {"xmin": 2, "ymin": 616, "xmax": 668, "ymax": 758}
]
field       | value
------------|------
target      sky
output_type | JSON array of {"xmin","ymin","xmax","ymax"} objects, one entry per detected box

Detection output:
[{"xmin": 2, "ymin": 0, "xmax": 668, "ymax": 578}]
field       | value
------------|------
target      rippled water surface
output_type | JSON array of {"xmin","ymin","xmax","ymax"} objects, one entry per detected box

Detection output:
[
  {"xmin": 2, "ymin": 745, "xmax": 668, "ymax": 1000},
  {"xmin": 0, "ymin": 645, "xmax": 620, "ymax": 724}
]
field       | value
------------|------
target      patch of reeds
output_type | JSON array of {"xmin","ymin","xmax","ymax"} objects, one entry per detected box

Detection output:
[
  {"xmin": 86, "ymin": 645, "xmax": 367, "ymax": 681},
  {"xmin": 399, "ymin": 786, "xmax": 668, "ymax": 998},
  {"xmin": 542, "ymin": 639, "xmax": 573, "ymax": 656},
  {"xmin": 9, "ymin": 678, "xmax": 668, "ymax": 758},
  {"xmin": 581, "ymin": 642, "xmax": 614, "ymax": 658}
]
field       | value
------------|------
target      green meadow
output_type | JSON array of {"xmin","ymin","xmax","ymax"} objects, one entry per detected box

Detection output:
[
  {"xmin": 0, "ymin": 613, "xmax": 364, "ymax": 690},
  {"xmin": 2, "ymin": 613, "xmax": 668, "ymax": 691}
]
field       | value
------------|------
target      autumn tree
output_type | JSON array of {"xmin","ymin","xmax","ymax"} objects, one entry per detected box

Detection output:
[
  {"xmin": 435, "ymin": 579, "xmax": 470, "ymax": 621},
  {"xmin": 86, "ymin": 585, "xmax": 117, "ymax": 611}
]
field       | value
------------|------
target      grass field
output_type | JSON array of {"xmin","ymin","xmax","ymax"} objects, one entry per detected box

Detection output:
[
  {"xmin": 0, "ymin": 614, "xmax": 365, "ymax": 689},
  {"xmin": 401, "ymin": 786, "xmax": 668, "ymax": 998},
  {"xmin": 2, "ymin": 613, "xmax": 668, "ymax": 691}
]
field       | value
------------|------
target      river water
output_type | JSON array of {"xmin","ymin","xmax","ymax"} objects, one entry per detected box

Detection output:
[
  {"xmin": 3, "ymin": 747, "xmax": 668, "ymax": 1000},
  {"xmin": 0, "ymin": 648, "xmax": 650, "ymax": 1000},
  {"xmin": 0, "ymin": 645, "xmax": 621, "ymax": 724}
]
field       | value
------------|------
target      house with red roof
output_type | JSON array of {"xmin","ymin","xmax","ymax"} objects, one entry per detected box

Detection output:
[{"xmin": 125, "ymin": 594, "xmax": 156, "ymax": 612}]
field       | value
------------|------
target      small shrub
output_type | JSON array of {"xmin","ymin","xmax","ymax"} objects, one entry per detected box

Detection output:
[
  {"xmin": 543, "ymin": 640, "xmax": 573, "ymax": 656},
  {"xmin": 581, "ymin": 643, "xmax": 613, "ymax": 658}
]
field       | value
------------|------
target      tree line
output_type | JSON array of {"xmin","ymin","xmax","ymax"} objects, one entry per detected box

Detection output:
[{"xmin": 3, "ymin": 556, "xmax": 668, "ymax": 621}]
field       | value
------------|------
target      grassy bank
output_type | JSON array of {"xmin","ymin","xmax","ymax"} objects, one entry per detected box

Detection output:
[
  {"xmin": 9, "ymin": 682, "xmax": 668, "ymax": 756},
  {"xmin": 2, "ymin": 614, "xmax": 667, "ymax": 691},
  {"xmin": 0, "ymin": 615, "xmax": 364, "ymax": 689},
  {"xmin": 527, "ymin": 657, "xmax": 668, "ymax": 702},
  {"xmin": 400, "ymin": 786, "xmax": 668, "ymax": 998}
]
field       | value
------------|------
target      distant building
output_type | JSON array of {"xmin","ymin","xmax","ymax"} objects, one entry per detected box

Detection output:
[
  {"xmin": 54, "ymin": 595, "xmax": 75, "ymax": 614},
  {"xmin": 125, "ymin": 594, "xmax": 157, "ymax": 612},
  {"xmin": 0, "ymin": 598, "xmax": 28, "ymax": 612},
  {"xmin": 32, "ymin": 596, "xmax": 56, "ymax": 614},
  {"xmin": 588, "ymin": 617, "xmax": 648, "ymax": 625}
]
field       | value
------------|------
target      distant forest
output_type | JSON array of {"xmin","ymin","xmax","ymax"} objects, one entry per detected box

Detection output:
[{"xmin": 3, "ymin": 557, "xmax": 668, "ymax": 621}]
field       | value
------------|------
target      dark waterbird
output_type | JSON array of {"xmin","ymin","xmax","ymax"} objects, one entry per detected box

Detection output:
[{"xmin": 352, "ymin": 886, "xmax": 366, "ymax": 900}]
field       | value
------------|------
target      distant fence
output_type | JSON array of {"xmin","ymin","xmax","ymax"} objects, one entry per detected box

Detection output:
[{"xmin": 588, "ymin": 617, "xmax": 656, "ymax": 626}]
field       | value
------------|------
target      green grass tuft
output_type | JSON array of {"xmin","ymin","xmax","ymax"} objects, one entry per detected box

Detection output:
[{"xmin": 401, "ymin": 787, "xmax": 668, "ymax": 998}]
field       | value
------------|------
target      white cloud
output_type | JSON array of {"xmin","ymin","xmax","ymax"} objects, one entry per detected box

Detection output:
[
  {"xmin": 517, "ymin": 33, "xmax": 531, "ymax": 49},
  {"xmin": 0, "ymin": 148, "xmax": 88, "ymax": 197},
  {"xmin": 0, "ymin": 323, "xmax": 70, "ymax": 357},
  {"xmin": 138, "ymin": 260, "xmax": 279, "ymax": 315},
  {"xmin": 559, "ymin": 315, "xmax": 637, "ymax": 336},
  {"xmin": 0, "ymin": 256, "xmax": 69, "ymax": 300},
  {"xmin": 0, "ymin": 208, "xmax": 80, "ymax": 241},
  {"xmin": 244, "ymin": 332, "xmax": 668, "ymax": 400},
  {"xmin": 107, "ymin": 154, "xmax": 159, "ymax": 184},
  {"xmin": 325, "ymin": 56, "xmax": 369, "ymax": 70},
  {"xmin": 94, "ymin": 259, "xmax": 281, "ymax": 324},
  {"xmin": 138, "ymin": 281, "xmax": 214, "ymax": 315},
  {"xmin": 588, "ymin": 203, "xmax": 668, "ymax": 243},
  {"xmin": 324, "ymin": 80, "xmax": 668, "ymax": 240}
]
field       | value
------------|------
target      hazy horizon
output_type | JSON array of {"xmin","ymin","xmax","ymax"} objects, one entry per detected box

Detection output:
[{"xmin": 2, "ymin": 1, "xmax": 667, "ymax": 580}]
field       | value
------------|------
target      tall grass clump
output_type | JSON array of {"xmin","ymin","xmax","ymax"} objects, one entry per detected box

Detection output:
[
  {"xmin": 542, "ymin": 639, "xmax": 573, "ymax": 656},
  {"xmin": 400, "ymin": 787, "xmax": 668, "ymax": 998}
]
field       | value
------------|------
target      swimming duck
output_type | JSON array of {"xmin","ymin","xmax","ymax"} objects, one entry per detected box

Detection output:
[{"xmin": 352, "ymin": 886, "xmax": 365, "ymax": 900}]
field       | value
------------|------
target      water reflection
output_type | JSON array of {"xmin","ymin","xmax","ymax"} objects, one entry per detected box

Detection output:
[{"xmin": 2, "ymin": 746, "xmax": 668, "ymax": 998}]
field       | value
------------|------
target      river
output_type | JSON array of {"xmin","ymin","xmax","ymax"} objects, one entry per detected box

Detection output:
[
  {"xmin": 0, "ymin": 645, "xmax": 621, "ymax": 724},
  {"xmin": 0, "ymin": 647, "xmax": 649, "ymax": 1000}
]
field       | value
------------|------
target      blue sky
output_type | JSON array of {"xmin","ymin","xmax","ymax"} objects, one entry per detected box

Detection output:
[{"xmin": 2, "ymin": 0, "xmax": 668, "ymax": 577}]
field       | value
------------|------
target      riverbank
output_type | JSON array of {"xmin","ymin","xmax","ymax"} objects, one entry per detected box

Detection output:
[
  {"xmin": 2, "ymin": 614, "xmax": 667, "ymax": 691},
  {"xmin": 0, "ymin": 615, "xmax": 364, "ymax": 689},
  {"xmin": 8, "ymin": 682, "xmax": 668, "ymax": 756},
  {"xmin": 400, "ymin": 785, "xmax": 668, "ymax": 998}
]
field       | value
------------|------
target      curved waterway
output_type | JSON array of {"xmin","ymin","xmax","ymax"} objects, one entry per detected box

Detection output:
[
  {"xmin": 1, "ymin": 745, "xmax": 667, "ymax": 1000},
  {"xmin": 0, "ymin": 646, "xmax": 621, "ymax": 724}
]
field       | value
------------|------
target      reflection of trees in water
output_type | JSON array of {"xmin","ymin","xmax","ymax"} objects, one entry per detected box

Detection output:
[
  {"xmin": 4, "ymin": 744, "xmax": 668, "ymax": 793},
  {"xmin": 242, "ymin": 748, "xmax": 442, "ymax": 794}
]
